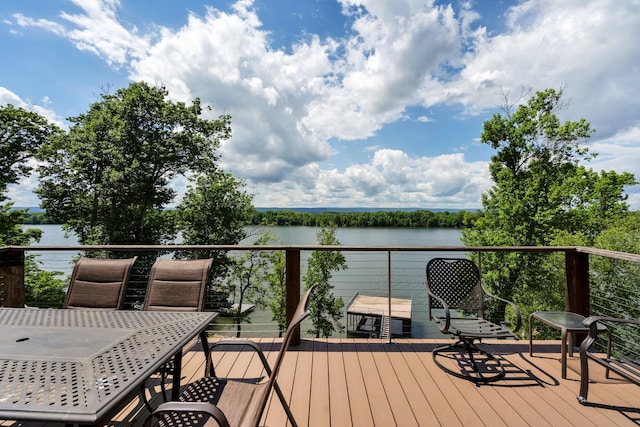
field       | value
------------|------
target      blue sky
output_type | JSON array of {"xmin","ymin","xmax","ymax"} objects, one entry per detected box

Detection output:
[{"xmin": 2, "ymin": 0, "xmax": 639, "ymax": 209}]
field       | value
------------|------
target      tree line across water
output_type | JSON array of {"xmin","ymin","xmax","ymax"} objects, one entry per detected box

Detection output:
[
  {"xmin": 248, "ymin": 209, "xmax": 477, "ymax": 227},
  {"xmin": 22, "ymin": 208, "xmax": 480, "ymax": 228}
]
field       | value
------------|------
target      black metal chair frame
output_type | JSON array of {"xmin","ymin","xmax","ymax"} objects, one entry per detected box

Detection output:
[
  {"xmin": 146, "ymin": 286, "xmax": 315, "ymax": 427},
  {"xmin": 425, "ymin": 257, "xmax": 521, "ymax": 382},
  {"xmin": 578, "ymin": 316, "xmax": 640, "ymax": 404}
]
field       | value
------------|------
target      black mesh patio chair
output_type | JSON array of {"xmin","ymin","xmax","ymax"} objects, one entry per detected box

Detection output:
[
  {"xmin": 425, "ymin": 257, "xmax": 521, "ymax": 382},
  {"xmin": 63, "ymin": 256, "xmax": 137, "ymax": 310},
  {"xmin": 141, "ymin": 258, "xmax": 214, "ymax": 408},
  {"xmin": 144, "ymin": 285, "xmax": 315, "ymax": 427}
]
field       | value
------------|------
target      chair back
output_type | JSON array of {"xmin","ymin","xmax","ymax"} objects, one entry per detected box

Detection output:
[
  {"xmin": 64, "ymin": 256, "xmax": 137, "ymax": 310},
  {"xmin": 143, "ymin": 259, "xmax": 213, "ymax": 312},
  {"xmin": 425, "ymin": 257, "xmax": 483, "ymax": 317},
  {"xmin": 249, "ymin": 285, "xmax": 314, "ymax": 426}
]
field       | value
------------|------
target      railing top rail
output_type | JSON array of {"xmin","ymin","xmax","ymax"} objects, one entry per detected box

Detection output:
[
  {"xmin": 2, "ymin": 244, "xmax": 639, "ymax": 263},
  {"xmin": 2, "ymin": 244, "xmax": 577, "ymax": 252},
  {"xmin": 576, "ymin": 246, "xmax": 640, "ymax": 263}
]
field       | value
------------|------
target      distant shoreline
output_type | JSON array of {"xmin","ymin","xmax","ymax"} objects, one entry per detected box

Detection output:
[
  {"xmin": 15, "ymin": 206, "xmax": 481, "ymax": 214},
  {"xmin": 254, "ymin": 206, "xmax": 479, "ymax": 213},
  {"xmin": 18, "ymin": 206, "xmax": 481, "ymax": 228}
]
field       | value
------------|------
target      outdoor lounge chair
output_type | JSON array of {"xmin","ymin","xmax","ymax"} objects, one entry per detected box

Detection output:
[
  {"xmin": 63, "ymin": 256, "xmax": 137, "ymax": 310},
  {"xmin": 141, "ymin": 258, "xmax": 214, "ymax": 406},
  {"xmin": 145, "ymin": 285, "xmax": 315, "ymax": 427},
  {"xmin": 425, "ymin": 257, "xmax": 521, "ymax": 382}
]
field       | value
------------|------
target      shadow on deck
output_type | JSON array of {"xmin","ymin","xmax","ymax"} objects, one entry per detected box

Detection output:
[{"xmin": 3, "ymin": 339, "xmax": 639, "ymax": 426}]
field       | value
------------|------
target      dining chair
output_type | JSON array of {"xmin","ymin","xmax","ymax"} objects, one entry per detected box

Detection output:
[
  {"xmin": 145, "ymin": 285, "xmax": 315, "ymax": 427},
  {"xmin": 63, "ymin": 256, "xmax": 137, "ymax": 310},
  {"xmin": 143, "ymin": 258, "xmax": 213, "ymax": 312},
  {"xmin": 141, "ymin": 258, "xmax": 214, "ymax": 407}
]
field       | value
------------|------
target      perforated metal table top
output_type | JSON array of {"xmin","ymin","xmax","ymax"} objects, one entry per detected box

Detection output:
[{"xmin": 0, "ymin": 308, "xmax": 215, "ymax": 424}]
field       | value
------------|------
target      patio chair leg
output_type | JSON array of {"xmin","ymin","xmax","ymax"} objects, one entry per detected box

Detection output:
[
  {"xmin": 464, "ymin": 341, "xmax": 481, "ymax": 380},
  {"xmin": 432, "ymin": 339, "xmax": 506, "ymax": 383},
  {"xmin": 141, "ymin": 381, "xmax": 155, "ymax": 412},
  {"xmin": 140, "ymin": 363, "xmax": 171, "ymax": 413},
  {"xmin": 577, "ymin": 350, "xmax": 590, "ymax": 404},
  {"xmin": 273, "ymin": 380, "xmax": 298, "ymax": 427},
  {"xmin": 160, "ymin": 363, "xmax": 170, "ymax": 402}
]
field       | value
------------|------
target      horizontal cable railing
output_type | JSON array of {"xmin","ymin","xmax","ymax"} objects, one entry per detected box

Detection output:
[
  {"xmin": 2, "ymin": 245, "xmax": 640, "ymax": 348},
  {"xmin": 587, "ymin": 251, "xmax": 640, "ymax": 360}
]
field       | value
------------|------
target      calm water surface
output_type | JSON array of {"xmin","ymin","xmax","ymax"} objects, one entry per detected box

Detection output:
[{"xmin": 26, "ymin": 224, "xmax": 464, "ymax": 338}]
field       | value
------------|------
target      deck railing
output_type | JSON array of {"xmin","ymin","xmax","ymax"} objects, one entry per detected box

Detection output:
[{"xmin": 2, "ymin": 245, "xmax": 640, "ymax": 347}]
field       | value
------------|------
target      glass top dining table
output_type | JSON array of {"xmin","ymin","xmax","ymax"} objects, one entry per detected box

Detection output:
[{"xmin": 0, "ymin": 308, "xmax": 216, "ymax": 425}]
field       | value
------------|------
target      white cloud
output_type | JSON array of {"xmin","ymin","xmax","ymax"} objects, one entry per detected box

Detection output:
[
  {"xmin": 5, "ymin": 159, "xmax": 42, "ymax": 207},
  {"xmin": 124, "ymin": 0, "xmax": 467, "ymax": 189},
  {"xmin": 590, "ymin": 125, "xmax": 640, "ymax": 201},
  {"xmin": 6, "ymin": 0, "xmax": 640, "ymax": 208},
  {"xmin": 0, "ymin": 87, "xmax": 25, "ymax": 106},
  {"xmin": 62, "ymin": 0, "xmax": 150, "ymax": 67},
  {"xmin": 13, "ymin": 13, "xmax": 67, "ymax": 35},
  {"xmin": 448, "ymin": 0, "xmax": 640, "ymax": 135},
  {"xmin": 0, "ymin": 87, "xmax": 66, "ymax": 128},
  {"xmin": 251, "ymin": 149, "xmax": 491, "ymax": 208},
  {"xmin": 304, "ymin": 1, "xmax": 460, "ymax": 138},
  {"xmin": 129, "ymin": 7, "xmax": 338, "ymax": 182}
]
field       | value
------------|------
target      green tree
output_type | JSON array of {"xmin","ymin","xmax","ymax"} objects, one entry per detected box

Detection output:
[
  {"xmin": 178, "ymin": 171, "xmax": 253, "ymax": 247},
  {"xmin": 227, "ymin": 232, "xmax": 275, "ymax": 337},
  {"xmin": 303, "ymin": 225, "xmax": 347, "ymax": 338},
  {"xmin": 0, "ymin": 204, "xmax": 41, "ymax": 245},
  {"xmin": 35, "ymin": 82, "xmax": 231, "ymax": 245},
  {"xmin": 23, "ymin": 258, "xmax": 66, "ymax": 308},
  {"xmin": 462, "ymin": 88, "xmax": 636, "ymax": 326},
  {"xmin": 591, "ymin": 212, "xmax": 640, "ymax": 319},
  {"xmin": 0, "ymin": 104, "xmax": 61, "ymax": 245},
  {"xmin": 177, "ymin": 169, "xmax": 254, "ymax": 302},
  {"xmin": 589, "ymin": 212, "xmax": 640, "ymax": 356},
  {"xmin": 0, "ymin": 104, "xmax": 61, "ymax": 196},
  {"xmin": 267, "ymin": 247, "xmax": 287, "ymax": 337},
  {"xmin": 0, "ymin": 104, "xmax": 66, "ymax": 306}
]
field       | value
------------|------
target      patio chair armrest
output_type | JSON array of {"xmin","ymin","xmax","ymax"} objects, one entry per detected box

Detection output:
[
  {"xmin": 147, "ymin": 402, "xmax": 230, "ymax": 427},
  {"xmin": 579, "ymin": 317, "xmax": 608, "ymax": 357},
  {"xmin": 481, "ymin": 282, "xmax": 522, "ymax": 333},
  {"xmin": 583, "ymin": 316, "xmax": 640, "ymax": 338},
  {"xmin": 583, "ymin": 316, "xmax": 640, "ymax": 327},
  {"xmin": 424, "ymin": 282, "xmax": 451, "ymax": 332},
  {"xmin": 210, "ymin": 339, "xmax": 273, "ymax": 375},
  {"xmin": 211, "ymin": 339, "xmax": 261, "ymax": 351}
]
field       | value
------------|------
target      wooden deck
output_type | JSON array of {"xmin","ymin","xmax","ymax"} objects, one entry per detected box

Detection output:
[{"xmin": 3, "ymin": 338, "xmax": 640, "ymax": 426}]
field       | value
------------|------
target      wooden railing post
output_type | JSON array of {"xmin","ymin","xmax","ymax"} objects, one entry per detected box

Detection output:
[
  {"xmin": 565, "ymin": 250, "xmax": 590, "ymax": 316},
  {"xmin": 0, "ymin": 249, "xmax": 26, "ymax": 308},
  {"xmin": 286, "ymin": 248, "xmax": 301, "ymax": 344}
]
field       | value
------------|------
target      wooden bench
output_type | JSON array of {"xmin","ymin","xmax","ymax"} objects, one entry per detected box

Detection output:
[{"xmin": 578, "ymin": 316, "xmax": 640, "ymax": 404}]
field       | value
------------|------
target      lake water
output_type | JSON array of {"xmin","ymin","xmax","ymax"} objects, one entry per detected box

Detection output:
[{"xmin": 25, "ymin": 224, "xmax": 465, "ymax": 338}]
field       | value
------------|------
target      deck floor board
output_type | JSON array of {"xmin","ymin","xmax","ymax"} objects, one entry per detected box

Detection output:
[{"xmin": 2, "ymin": 338, "xmax": 639, "ymax": 426}]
